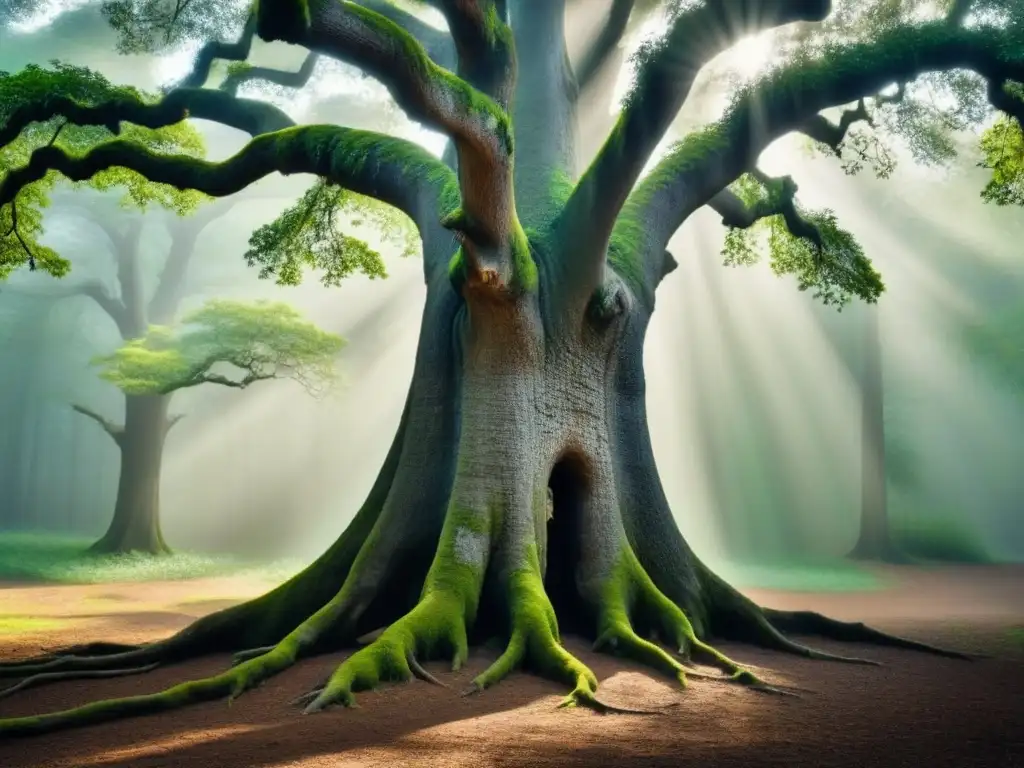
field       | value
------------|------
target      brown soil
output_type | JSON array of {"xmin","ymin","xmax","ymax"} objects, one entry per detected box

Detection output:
[{"xmin": 0, "ymin": 565, "xmax": 1022, "ymax": 768}]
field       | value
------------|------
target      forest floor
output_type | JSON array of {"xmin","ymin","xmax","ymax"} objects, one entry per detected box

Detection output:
[{"xmin": 0, "ymin": 564, "xmax": 1021, "ymax": 768}]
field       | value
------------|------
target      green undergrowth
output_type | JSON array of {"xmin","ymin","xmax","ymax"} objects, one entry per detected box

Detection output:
[
  {"xmin": 0, "ymin": 616, "xmax": 65, "ymax": 635},
  {"xmin": 0, "ymin": 532, "xmax": 304, "ymax": 585},
  {"xmin": 717, "ymin": 558, "xmax": 886, "ymax": 592},
  {"xmin": 889, "ymin": 515, "xmax": 995, "ymax": 564}
]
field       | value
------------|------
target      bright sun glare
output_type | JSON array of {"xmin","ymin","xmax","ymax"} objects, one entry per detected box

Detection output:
[{"xmin": 723, "ymin": 34, "xmax": 778, "ymax": 79}]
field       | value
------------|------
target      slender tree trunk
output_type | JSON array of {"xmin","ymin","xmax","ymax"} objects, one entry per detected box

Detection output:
[
  {"xmin": 89, "ymin": 394, "xmax": 171, "ymax": 555},
  {"xmin": 849, "ymin": 303, "xmax": 897, "ymax": 561}
]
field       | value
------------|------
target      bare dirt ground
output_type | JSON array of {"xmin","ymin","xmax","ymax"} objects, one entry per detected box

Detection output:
[{"xmin": 0, "ymin": 564, "xmax": 1021, "ymax": 768}]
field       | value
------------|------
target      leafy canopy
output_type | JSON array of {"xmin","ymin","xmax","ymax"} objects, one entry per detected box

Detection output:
[
  {"xmin": 721, "ymin": 174, "xmax": 885, "ymax": 308},
  {"xmin": 0, "ymin": 61, "xmax": 207, "ymax": 278},
  {"xmin": 101, "ymin": 0, "xmax": 251, "ymax": 55},
  {"xmin": 246, "ymin": 178, "xmax": 418, "ymax": 287},
  {"xmin": 94, "ymin": 299, "xmax": 345, "ymax": 397},
  {"xmin": 980, "ymin": 112, "xmax": 1024, "ymax": 206}
]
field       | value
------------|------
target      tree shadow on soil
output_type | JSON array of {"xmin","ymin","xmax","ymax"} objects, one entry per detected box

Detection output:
[{"xmin": 0, "ymin": 627, "xmax": 1020, "ymax": 768}]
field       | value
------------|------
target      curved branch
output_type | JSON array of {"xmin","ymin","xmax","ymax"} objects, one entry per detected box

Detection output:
[
  {"xmin": 359, "ymin": 0, "xmax": 456, "ymax": 71},
  {"xmin": 255, "ymin": 0, "xmax": 515, "ymax": 262},
  {"xmin": 434, "ymin": 0, "xmax": 515, "ymax": 105},
  {"xmin": 560, "ymin": 0, "xmax": 831, "ymax": 299},
  {"xmin": 165, "ymin": 413, "xmax": 185, "ymax": 434},
  {"xmin": 0, "ymin": 125, "xmax": 456, "ymax": 241},
  {"xmin": 160, "ymin": 369, "xmax": 275, "ymax": 396},
  {"xmin": 175, "ymin": 14, "xmax": 259, "ymax": 89},
  {"xmin": 621, "ymin": 20, "xmax": 1024, "ymax": 290},
  {"xmin": 0, "ymin": 88, "xmax": 294, "ymax": 147},
  {"xmin": 71, "ymin": 404, "xmax": 124, "ymax": 445},
  {"xmin": 709, "ymin": 172, "xmax": 823, "ymax": 249},
  {"xmin": 221, "ymin": 52, "xmax": 322, "ymax": 96}
]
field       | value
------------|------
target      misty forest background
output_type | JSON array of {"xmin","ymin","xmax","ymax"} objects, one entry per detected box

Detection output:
[{"xmin": 2, "ymin": 2, "xmax": 1023, "ymax": 587}]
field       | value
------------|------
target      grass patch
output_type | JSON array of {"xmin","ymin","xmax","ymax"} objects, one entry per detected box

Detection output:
[
  {"xmin": 0, "ymin": 532, "xmax": 305, "ymax": 585},
  {"xmin": 890, "ymin": 516, "xmax": 994, "ymax": 564},
  {"xmin": 718, "ymin": 559, "xmax": 886, "ymax": 592},
  {"xmin": 0, "ymin": 616, "xmax": 65, "ymax": 635}
]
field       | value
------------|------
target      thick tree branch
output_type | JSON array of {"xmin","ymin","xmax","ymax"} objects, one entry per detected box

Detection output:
[
  {"xmin": 572, "ymin": 0, "xmax": 635, "ymax": 96},
  {"xmin": 0, "ymin": 124, "xmax": 455, "ymax": 241},
  {"xmin": 560, "ymin": 0, "xmax": 831, "ymax": 299},
  {"xmin": 0, "ymin": 88, "xmax": 294, "ymax": 147},
  {"xmin": 359, "ymin": 0, "xmax": 456, "ymax": 71},
  {"xmin": 71, "ymin": 404, "xmax": 124, "ymax": 445},
  {"xmin": 255, "ymin": 1, "xmax": 518, "ymax": 285},
  {"xmin": 620, "ymin": 19, "xmax": 1024, "ymax": 295},
  {"xmin": 434, "ymin": 0, "xmax": 515, "ymax": 106}
]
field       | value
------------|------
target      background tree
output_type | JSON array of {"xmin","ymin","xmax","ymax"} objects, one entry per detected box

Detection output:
[{"xmin": 0, "ymin": 0, "xmax": 1019, "ymax": 737}]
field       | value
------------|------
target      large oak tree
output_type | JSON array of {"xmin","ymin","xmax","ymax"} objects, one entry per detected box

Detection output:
[{"xmin": 0, "ymin": 0, "xmax": 1019, "ymax": 737}]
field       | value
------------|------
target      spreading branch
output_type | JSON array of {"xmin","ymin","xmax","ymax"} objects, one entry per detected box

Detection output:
[
  {"xmin": 0, "ymin": 87, "xmax": 295, "ymax": 145},
  {"xmin": 164, "ymin": 369, "xmax": 276, "ymax": 394},
  {"xmin": 619, "ymin": 19, "xmax": 1024, "ymax": 292},
  {"xmin": 71, "ymin": 404, "xmax": 124, "ymax": 445},
  {"xmin": 0, "ymin": 123, "xmax": 455, "ymax": 240},
  {"xmin": 174, "ymin": 13, "xmax": 258, "ymax": 89},
  {"xmin": 560, "ymin": 0, "xmax": 831, "ymax": 297},
  {"xmin": 254, "ymin": 0, "xmax": 518, "ymax": 279},
  {"xmin": 221, "ymin": 52, "xmax": 321, "ymax": 96},
  {"xmin": 708, "ymin": 172, "xmax": 823, "ymax": 250},
  {"xmin": 359, "ymin": 1, "xmax": 456, "ymax": 71}
]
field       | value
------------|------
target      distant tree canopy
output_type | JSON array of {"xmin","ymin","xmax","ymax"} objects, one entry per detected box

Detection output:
[{"xmin": 96, "ymin": 298, "xmax": 345, "ymax": 397}]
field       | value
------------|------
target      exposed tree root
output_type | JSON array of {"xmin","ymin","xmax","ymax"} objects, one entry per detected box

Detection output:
[
  {"xmin": 0, "ymin": 644, "xmax": 170, "ymax": 679},
  {"xmin": 0, "ymin": 516, "xmax": 973, "ymax": 737},
  {"xmin": 298, "ymin": 586, "xmax": 470, "ymax": 713},
  {"xmin": 762, "ymin": 608, "xmax": 973, "ymax": 660},
  {"xmin": 0, "ymin": 642, "xmax": 144, "ymax": 670},
  {"xmin": 0, "ymin": 663, "xmax": 160, "ymax": 702},
  {"xmin": 231, "ymin": 646, "xmax": 276, "ymax": 666}
]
